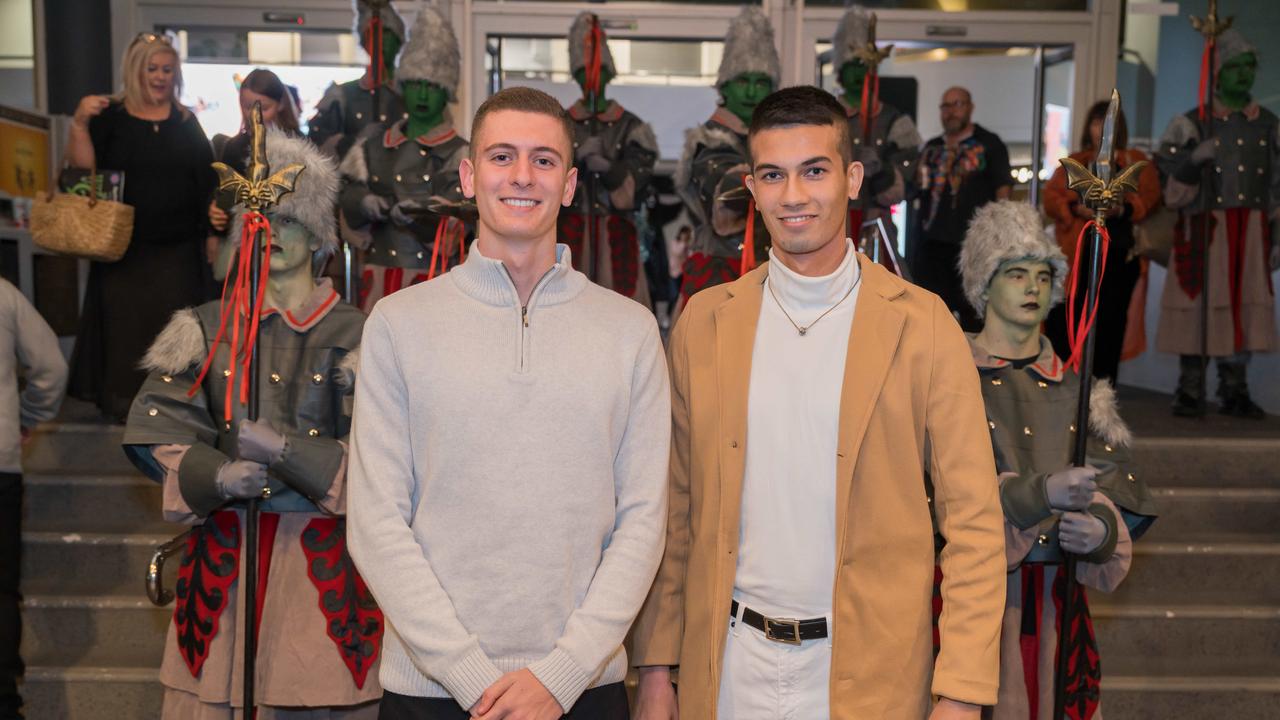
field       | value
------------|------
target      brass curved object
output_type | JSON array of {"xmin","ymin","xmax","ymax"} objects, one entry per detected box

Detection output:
[{"xmin": 146, "ymin": 529, "xmax": 193, "ymax": 607}]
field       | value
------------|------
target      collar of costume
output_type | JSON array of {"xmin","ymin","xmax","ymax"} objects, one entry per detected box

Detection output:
[
  {"xmin": 261, "ymin": 278, "xmax": 341, "ymax": 332},
  {"xmin": 383, "ymin": 119, "xmax": 457, "ymax": 149},
  {"xmin": 839, "ymin": 95, "xmax": 882, "ymax": 119},
  {"xmin": 968, "ymin": 333, "xmax": 1065, "ymax": 382},
  {"xmin": 358, "ymin": 71, "xmax": 383, "ymax": 91},
  {"xmin": 1210, "ymin": 98, "xmax": 1261, "ymax": 121},
  {"xmin": 451, "ymin": 241, "xmax": 589, "ymax": 308},
  {"xmin": 764, "ymin": 239, "xmax": 858, "ymax": 311},
  {"xmin": 568, "ymin": 99, "xmax": 625, "ymax": 122},
  {"xmin": 709, "ymin": 107, "xmax": 749, "ymax": 136}
]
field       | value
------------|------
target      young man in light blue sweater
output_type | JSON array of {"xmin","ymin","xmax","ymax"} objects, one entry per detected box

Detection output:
[{"xmin": 347, "ymin": 86, "xmax": 671, "ymax": 720}]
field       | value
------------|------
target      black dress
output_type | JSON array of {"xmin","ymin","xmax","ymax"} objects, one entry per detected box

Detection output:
[{"xmin": 68, "ymin": 102, "xmax": 216, "ymax": 420}]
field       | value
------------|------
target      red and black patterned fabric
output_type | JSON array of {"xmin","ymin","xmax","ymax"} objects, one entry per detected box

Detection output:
[
  {"xmin": 558, "ymin": 212, "xmax": 640, "ymax": 298},
  {"xmin": 302, "ymin": 518, "xmax": 384, "ymax": 689},
  {"xmin": 174, "ymin": 511, "xmax": 240, "ymax": 677}
]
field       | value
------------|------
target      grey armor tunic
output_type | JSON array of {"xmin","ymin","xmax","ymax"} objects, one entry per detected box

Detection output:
[
  {"xmin": 308, "ymin": 74, "xmax": 408, "ymax": 160},
  {"xmin": 1154, "ymin": 104, "xmax": 1279, "ymax": 355},
  {"xmin": 558, "ymin": 100, "xmax": 658, "ymax": 302},
  {"xmin": 841, "ymin": 98, "xmax": 920, "ymax": 233},
  {"xmin": 339, "ymin": 120, "xmax": 469, "ymax": 310}
]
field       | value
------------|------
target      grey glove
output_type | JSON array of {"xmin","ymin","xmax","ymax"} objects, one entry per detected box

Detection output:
[
  {"xmin": 389, "ymin": 199, "xmax": 422, "ymax": 227},
  {"xmin": 1189, "ymin": 138, "xmax": 1217, "ymax": 165},
  {"xmin": 361, "ymin": 194, "xmax": 390, "ymax": 222},
  {"xmin": 1059, "ymin": 510, "xmax": 1109, "ymax": 555},
  {"xmin": 215, "ymin": 459, "xmax": 269, "ymax": 501},
  {"xmin": 576, "ymin": 136, "xmax": 611, "ymax": 174},
  {"xmin": 1046, "ymin": 465, "xmax": 1099, "ymax": 511},
  {"xmin": 237, "ymin": 419, "xmax": 286, "ymax": 466}
]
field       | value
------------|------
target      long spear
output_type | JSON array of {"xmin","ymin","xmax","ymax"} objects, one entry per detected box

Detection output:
[
  {"xmin": 1054, "ymin": 90, "xmax": 1147, "ymax": 719},
  {"xmin": 211, "ymin": 104, "xmax": 304, "ymax": 717},
  {"xmin": 581, "ymin": 14, "xmax": 605, "ymax": 283},
  {"xmin": 1190, "ymin": 0, "xmax": 1233, "ymax": 412},
  {"xmin": 849, "ymin": 11, "xmax": 893, "ymax": 260}
]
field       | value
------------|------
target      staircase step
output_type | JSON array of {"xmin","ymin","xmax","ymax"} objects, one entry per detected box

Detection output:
[
  {"xmin": 21, "ymin": 531, "xmax": 179, "ymax": 597},
  {"xmin": 22, "ymin": 474, "xmax": 177, "ymax": 534},
  {"xmin": 1131, "ymin": 437, "xmax": 1280, "ymax": 488},
  {"xmin": 1102, "ymin": 540, "xmax": 1280, "ymax": 606},
  {"xmin": 21, "ymin": 595, "xmax": 170, "ymax": 668},
  {"xmin": 21, "ymin": 666, "xmax": 162, "ymax": 720},
  {"xmin": 22, "ymin": 422, "xmax": 133, "ymax": 475},
  {"xmin": 1141, "ymin": 487, "xmax": 1280, "ymax": 541},
  {"xmin": 1093, "ymin": 604, "xmax": 1280, "ymax": 662},
  {"xmin": 1102, "ymin": 675, "xmax": 1280, "ymax": 719}
]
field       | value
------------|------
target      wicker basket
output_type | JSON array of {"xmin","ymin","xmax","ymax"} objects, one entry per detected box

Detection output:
[{"xmin": 31, "ymin": 162, "xmax": 133, "ymax": 263}]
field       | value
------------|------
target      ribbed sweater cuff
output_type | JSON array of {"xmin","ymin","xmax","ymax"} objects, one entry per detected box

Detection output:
[
  {"xmin": 527, "ymin": 647, "xmax": 593, "ymax": 713},
  {"xmin": 438, "ymin": 643, "xmax": 504, "ymax": 711}
]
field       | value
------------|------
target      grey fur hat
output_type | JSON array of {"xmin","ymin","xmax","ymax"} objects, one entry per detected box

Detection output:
[
  {"xmin": 1215, "ymin": 29, "xmax": 1256, "ymax": 73},
  {"xmin": 958, "ymin": 200, "xmax": 1067, "ymax": 317},
  {"xmin": 230, "ymin": 129, "xmax": 339, "ymax": 257},
  {"xmin": 832, "ymin": 5, "xmax": 872, "ymax": 72},
  {"xmin": 568, "ymin": 12, "xmax": 616, "ymax": 77},
  {"xmin": 354, "ymin": 0, "xmax": 406, "ymax": 44},
  {"xmin": 397, "ymin": 1, "xmax": 461, "ymax": 99},
  {"xmin": 717, "ymin": 6, "xmax": 781, "ymax": 88}
]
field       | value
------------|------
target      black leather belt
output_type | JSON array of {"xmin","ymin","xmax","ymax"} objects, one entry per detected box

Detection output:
[{"xmin": 730, "ymin": 599, "xmax": 828, "ymax": 645}]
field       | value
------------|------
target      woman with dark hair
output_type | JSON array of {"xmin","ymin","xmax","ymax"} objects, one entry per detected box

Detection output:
[
  {"xmin": 207, "ymin": 68, "xmax": 302, "ymax": 238},
  {"xmin": 1042, "ymin": 100, "xmax": 1162, "ymax": 384},
  {"xmin": 66, "ymin": 33, "xmax": 217, "ymax": 421}
]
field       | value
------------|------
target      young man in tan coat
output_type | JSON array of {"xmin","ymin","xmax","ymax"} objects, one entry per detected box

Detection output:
[{"xmin": 631, "ymin": 86, "xmax": 1006, "ymax": 720}]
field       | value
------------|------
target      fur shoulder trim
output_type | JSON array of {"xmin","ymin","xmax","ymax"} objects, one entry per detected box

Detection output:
[
  {"xmin": 339, "ymin": 142, "xmax": 369, "ymax": 183},
  {"xmin": 1089, "ymin": 379, "xmax": 1132, "ymax": 448},
  {"xmin": 335, "ymin": 346, "xmax": 360, "ymax": 387},
  {"xmin": 629, "ymin": 120, "xmax": 659, "ymax": 155},
  {"xmin": 140, "ymin": 309, "xmax": 205, "ymax": 374},
  {"xmin": 1161, "ymin": 113, "xmax": 1201, "ymax": 148}
]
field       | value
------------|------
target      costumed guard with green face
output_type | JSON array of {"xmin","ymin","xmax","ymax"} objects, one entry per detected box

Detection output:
[
  {"xmin": 309, "ymin": 0, "xmax": 408, "ymax": 160},
  {"xmin": 673, "ymin": 5, "xmax": 779, "ymax": 314},
  {"xmin": 832, "ymin": 5, "xmax": 921, "ymax": 270},
  {"xmin": 558, "ymin": 12, "xmax": 659, "ymax": 305},
  {"xmin": 122, "ymin": 129, "xmax": 380, "ymax": 718},
  {"xmin": 1155, "ymin": 27, "xmax": 1278, "ymax": 418},
  {"xmin": 339, "ymin": 2, "xmax": 470, "ymax": 312},
  {"xmin": 956, "ymin": 201, "xmax": 1157, "ymax": 719}
]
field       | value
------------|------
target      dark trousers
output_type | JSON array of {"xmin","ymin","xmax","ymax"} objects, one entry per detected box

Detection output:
[
  {"xmin": 912, "ymin": 239, "xmax": 983, "ymax": 333},
  {"xmin": 0, "ymin": 473, "xmax": 23, "ymax": 718},
  {"xmin": 378, "ymin": 683, "xmax": 629, "ymax": 720}
]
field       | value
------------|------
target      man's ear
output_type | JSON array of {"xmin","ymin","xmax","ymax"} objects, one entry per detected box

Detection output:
[
  {"xmin": 744, "ymin": 170, "xmax": 757, "ymax": 201},
  {"xmin": 846, "ymin": 159, "xmax": 865, "ymax": 201},
  {"xmin": 459, "ymin": 157, "xmax": 476, "ymax": 199},
  {"xmin": 562, "ymin": 166, "xmax": 579, "ymax": 207}
]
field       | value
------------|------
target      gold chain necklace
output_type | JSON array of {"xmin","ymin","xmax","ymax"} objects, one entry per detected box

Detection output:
[{"xmin": 766, "ymin": 273, "xmax": 860, "ymax": 336}]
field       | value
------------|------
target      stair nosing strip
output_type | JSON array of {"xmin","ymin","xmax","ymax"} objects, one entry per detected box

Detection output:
[
  {"xmin": 21, "ymin": 530, "xmax": 175, "ymax": 546},
  {"xmin": 1134, "ymin": 436, "xmax": 1280, "ymax": 449},
  {"xmin": 22, "ymin": 665, "xmax": 160, "ymax": 683},
  {"xmin": 1102, "ymin": 675, "xmax": 1280, "ymax": 692},
  {"xmin": 22, "ymin": 473, "xmax": 150, "ymax": 486},
  {"xmin": 1135, "ymin": 541, "xmax": 1280, "ymax": 556},
  {"xmin": 22, "ymin": 594, "xmax": 162, "ymax": 610},
  {"xmin": 1149, "ymin": 487, "xmax": 1280, "ymax": 500},
  {"xmin": 1091, "ymin": 604, "xmax": 1280, "ymax": 620}
]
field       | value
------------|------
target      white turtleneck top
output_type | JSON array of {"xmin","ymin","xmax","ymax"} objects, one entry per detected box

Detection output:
[{"xmin": 734, "ymin": 240, "xmax": 861, "ymax": 619}]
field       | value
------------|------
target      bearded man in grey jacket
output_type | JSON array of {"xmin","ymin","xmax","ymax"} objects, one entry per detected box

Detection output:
[{"xmin": 347, "ymin": 86, "xmax": 671, "ymax": 720}]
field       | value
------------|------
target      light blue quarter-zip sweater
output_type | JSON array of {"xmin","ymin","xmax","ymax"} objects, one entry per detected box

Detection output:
[{"xmin": 347, "ymin": 242, "xmax": 670, "ymax": 713}]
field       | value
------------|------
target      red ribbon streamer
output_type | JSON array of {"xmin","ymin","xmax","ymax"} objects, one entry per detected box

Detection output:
[
  {"xmin": 189, "ymin": 211, "xmax": 274, "ymax": 424},
  {"xmin": 859, "ymin": 72, "xmax": 880, "ymax": 143},
  {"xmin": 366, "ymin": 15, "xmax": 384, "ymax": 89},
  {"xmin": 740, "ymin": 173, "xmax": 757, "ymax": 277},
  {"xmin": 1064, "ymin": 219, "xmax": 1111, "ymax": 373},
  {"xmin": 584, "ymin": 17, "xmax": 605, "ymax": 95},
  {"xmin": 1197, "ymin": 39, "xmax": 1215, "ymax": 124}
]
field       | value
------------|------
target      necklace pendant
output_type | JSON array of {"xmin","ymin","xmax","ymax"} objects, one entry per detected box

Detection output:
[{"xmin": 799, "ymin": 327, "xmax": 808, "ymax": 336}]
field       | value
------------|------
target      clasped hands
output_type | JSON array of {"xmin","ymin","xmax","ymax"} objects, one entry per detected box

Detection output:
[
  {"xmin": 214, "ymin": 420, "xmax": 286, "ymax": 500},
  {"xmin": 575, "ymin": 136, "xmax": 612, "ymax": 174},
  {"xmin": 1046, "ymin": 465, "xmax": 1108, "ymax": 555},
  {"xmin": 469, "ymin": 669, "xmax": 563, "ymax": 720}
]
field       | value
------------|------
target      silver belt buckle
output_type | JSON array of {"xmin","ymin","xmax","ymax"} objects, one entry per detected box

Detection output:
[{"xmin": 763, "ymin": 616, "xmax": 802, "ymax": 645}]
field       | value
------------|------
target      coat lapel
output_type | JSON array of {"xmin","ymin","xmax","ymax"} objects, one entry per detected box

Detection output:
[
  {"xmin": 834, "ymin": 258, "xmax": 907, "ymax": 553},
  {"xmin": 713, "ymin": 266, "xmax": 765, "ymax": 547}
]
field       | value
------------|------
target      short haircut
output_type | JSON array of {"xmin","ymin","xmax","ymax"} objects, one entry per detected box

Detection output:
[
  {"xmin": 470, "ymin": 86, "xmax": 575, "ymax": 158},
  {"xmin": 748, "ymin": 85, "xmax": 852, "ymax": 164}
]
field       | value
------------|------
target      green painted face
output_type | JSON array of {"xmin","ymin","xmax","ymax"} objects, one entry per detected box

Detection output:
[
  {"xmin": 263, "ymin": 211, "xmax": 320, "ymax": 277},
  {"xmin": 839, "ymin": 60, "xmax": 869, "ymax": 101},
  {"xmin": 1217, "ymin": 51, "xmax": 1257, "ymax": 108},
  {"xmin": 721, "ymin": 72, "xmax": 774, "ymax": 125},
  {"xmin": 401, "ymin": 80, "xmax": 448, "ymax": 136},
  {"xmin": 984, "ymin": 259, "xmax": 1055, "ymax": 332}
]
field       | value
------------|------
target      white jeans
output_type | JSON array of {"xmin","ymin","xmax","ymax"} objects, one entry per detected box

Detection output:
[{"xmin": 716, "ymin": 607, "xmax": 832, "ymax": 720}]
